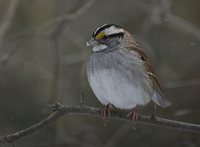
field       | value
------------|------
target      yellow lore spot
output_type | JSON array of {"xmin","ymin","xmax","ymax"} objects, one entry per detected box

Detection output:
[{"xmin": 95, "ymin": 32, "xmax": 105, "ymax": 40}]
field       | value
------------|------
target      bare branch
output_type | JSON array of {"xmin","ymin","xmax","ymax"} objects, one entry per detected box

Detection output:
[
  {"xmin": 166, "ymin": 14, "xmax": 200, "ymax": 39},
  {"xmin": 131, "ymin": 0, "xmax": 200, "ymax": 40},
  {"xmin": 1, "ymin": 0, "xmax": 95, "ymax": 65},
  {"xmin": 0, "ymin": 0, "xmax": 20, "ymax": 47},
  {"xmin": 13, "ymin": 0, "xmax": 96, "ymax": 38},
  {"xmin": 165, "ymin": 79, "xmax": 200, "ymax": 88},
  {"xmin": 36, "ymin": 0, "xmax": 96, "ymax": 32},
  {"xmin": 0, "ymin": 103, "xmax": 200, "ymax": 145}
]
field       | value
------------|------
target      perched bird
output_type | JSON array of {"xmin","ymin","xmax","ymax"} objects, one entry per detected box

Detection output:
[{"xmin": 86, "ymin": 24, "xmax": 171, "ymax": 125}]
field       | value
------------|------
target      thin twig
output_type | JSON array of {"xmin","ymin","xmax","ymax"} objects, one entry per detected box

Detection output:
[
  {"xmin": 0, "ymin": 103, "xmax": 200, "ymax": 145},
  {"xmin": 34, "ymin": 0, "xmax": 96, "ymax": 33},
  {"xmin": 1, "ymin": 0, "xmax": 96, "ymax": 65},
  {"xmin": 131, "ymin": 0, "xmax": 200, "ymax": 40},
  {"xmin": 13, "ymin": 0, "xmax": 96, "ymax": 38},
  {"xmin": 80, "ymin": 90, "xmax": 85, "ymax": 105},
  {"xmin": 0, "ymin": 0, "xmax": 20, "ymax": 47},
  {"xmin": 165, "ymin": 79, "xmax": 200, "ymax": 88}
]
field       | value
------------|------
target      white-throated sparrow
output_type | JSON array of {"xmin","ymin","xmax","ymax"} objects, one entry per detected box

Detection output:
[{"xmin": 86, "ymin": 24, "xmax": 171, "ymax": 124}]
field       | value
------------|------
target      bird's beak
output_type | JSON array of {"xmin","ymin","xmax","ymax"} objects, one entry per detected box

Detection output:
[{"xmin": 86, "ymin": 38, "xmax": 98, "ymax": 47}]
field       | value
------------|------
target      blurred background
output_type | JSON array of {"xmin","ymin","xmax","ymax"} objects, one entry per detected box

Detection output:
[{"xmin": 0, "ymin": 0, "xmax": 200, "ymax": 146}]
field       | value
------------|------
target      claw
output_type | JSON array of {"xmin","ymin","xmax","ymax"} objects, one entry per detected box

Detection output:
[
  {"xmin": 101, "ymin": 104, "xmax": 111, "ymax": 126},
  {"xmin": 128, "ymin": 105, "xmax": 139, "ymax": 129}
]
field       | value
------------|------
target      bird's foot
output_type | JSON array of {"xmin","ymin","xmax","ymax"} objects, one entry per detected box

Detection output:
[
  {"xmin": 101, "ymin": 104, "xmax": 111, "ymax": 126},
  {"xmin": 127, "ymin": 105, "xmax": 139, "ymax": 129}
]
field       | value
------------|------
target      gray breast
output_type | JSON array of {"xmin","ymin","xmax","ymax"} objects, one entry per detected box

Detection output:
[{"xmin": 87, "ymin": 48, "xmax": 153, "ymax": 109}]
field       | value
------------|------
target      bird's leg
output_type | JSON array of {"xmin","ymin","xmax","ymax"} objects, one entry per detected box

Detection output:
[
  {"xmin": 101, "ymin": 104, "xmax": 111, "ymax": 126},
  {"xmin": 151, "ymin": 104, "xmax": 157, "ymax": 120},
  {"xmin": 128, "ymin": 105, "xmax": 139, "ymax": 129}
]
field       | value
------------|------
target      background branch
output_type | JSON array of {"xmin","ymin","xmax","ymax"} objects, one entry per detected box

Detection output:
[
  {"xmin": 0, "ymin": 103, "xmax": 200, "ymax": 145},
  {"xmin": 13, "ymin": 0, "xmax": 96, "ymax": 38},
  {"xmin": 0, "ymin": 0, "xmax": 20, "ymax": 47},
  {"xmin": 1, "ymin": 0, "xmax": 96, "ymax": 65}
]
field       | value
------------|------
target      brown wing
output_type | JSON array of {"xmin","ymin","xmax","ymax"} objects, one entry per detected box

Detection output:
[{"xmin": 128, "ymin": 46, "xmax": 171, "ymax": 107}]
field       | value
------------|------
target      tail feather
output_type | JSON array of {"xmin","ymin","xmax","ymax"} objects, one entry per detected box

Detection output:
[{"xmin": 151, "ymin": 90, "xmax": 171, "ymax": 108}]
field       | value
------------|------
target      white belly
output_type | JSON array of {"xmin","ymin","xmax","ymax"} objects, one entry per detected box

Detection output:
[{"xmin": 88, "ymin": 69, "xmax": 152, "ymax": 109}]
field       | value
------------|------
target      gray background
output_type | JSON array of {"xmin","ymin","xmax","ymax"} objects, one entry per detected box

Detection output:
[{"xmin": 0, "ymin": 0, "xmax": 200, "ymax": 146}]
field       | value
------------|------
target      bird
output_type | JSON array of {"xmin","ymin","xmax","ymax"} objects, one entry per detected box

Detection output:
[{"xmin": 86, "ymin": 24, "xmax": 171, "ymax": 125}]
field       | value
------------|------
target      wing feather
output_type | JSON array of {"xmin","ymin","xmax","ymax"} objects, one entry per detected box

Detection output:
[{"xmin": 128, "ymin": 46, "xmax": 171, "ymax": 108}]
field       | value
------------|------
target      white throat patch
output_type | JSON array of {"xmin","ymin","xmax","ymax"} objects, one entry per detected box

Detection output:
[
  {"xmin": 104, "ymin": 26, "xmax": 124, "ymax": 36},
  {"xmin": 92, "ymin": 44, "xmax": 108, "ymax": 52}
]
